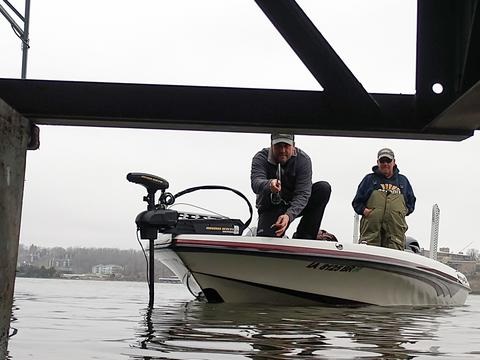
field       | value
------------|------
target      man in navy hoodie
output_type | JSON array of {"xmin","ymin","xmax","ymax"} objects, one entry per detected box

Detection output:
[
  {"xmin": 352, "ymin": 148, "xmax": 416, "ymax": 250},
  {"xmin": 251, "ymin": 133, "xmax": 331, "ymax": 239}
]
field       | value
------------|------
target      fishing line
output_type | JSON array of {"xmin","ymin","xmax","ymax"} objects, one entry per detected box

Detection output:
[{"xmin": 169, "ymin": 202, "xmax": 227, "ymax": 218}]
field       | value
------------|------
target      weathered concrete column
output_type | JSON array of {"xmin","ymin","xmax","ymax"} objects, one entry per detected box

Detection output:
[{"xmin": 0, "ymin": 98, "xmax": 32, "ymax": 357}]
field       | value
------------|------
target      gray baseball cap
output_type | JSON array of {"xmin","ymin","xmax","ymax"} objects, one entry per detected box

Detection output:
[
  {"xmin": 271, "ymin": 133, "xmax": 294, "ymax": 145},
  {"xmin": 377, "ymin": 148, "xmax": 395, "ymax": 160}
]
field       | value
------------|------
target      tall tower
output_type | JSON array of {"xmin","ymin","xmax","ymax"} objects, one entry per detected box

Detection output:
[
  {"xmin": 353, "ymin": 213, "xmax": 360, "ymax": 243},
  {"xmin": 429, "ymin": 204, "xmax": 440, "ymax": 260}
]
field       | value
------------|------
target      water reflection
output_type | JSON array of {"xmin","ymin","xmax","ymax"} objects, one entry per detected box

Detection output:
[
  {"xmin": 2, "ymin": 302, "xmax": 19, "ymax": 360},
  {"xmin": 132, "ymin": 302, "xmax": 455, "ymax": 359}
]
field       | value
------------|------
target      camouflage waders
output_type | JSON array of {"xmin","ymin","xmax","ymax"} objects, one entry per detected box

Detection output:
[{"xmin": 359, "ymin": 190, "xmax": 408, "ymax": 250}]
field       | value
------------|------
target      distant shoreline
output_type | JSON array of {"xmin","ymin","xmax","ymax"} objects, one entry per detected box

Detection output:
[
  {"xmin": 467, "ymin": 274, "xmax": 480, "ymax": 294},
  {"xmin": 16, "ymin": 273, "xmax": 180, "ymax": 283}
]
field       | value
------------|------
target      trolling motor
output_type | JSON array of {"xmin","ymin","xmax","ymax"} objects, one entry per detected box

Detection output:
[
  {"xmin": 127, "ymin": 172, "xmax": 254, "ymax": 307},
  {"xmin": 127, "ymin": 172, "xmax": 178, "ymax": 240},
  {"xmin": 126, "ymin": 172, "xmax": 178, "ymax": 308},
  {"xmin": 128, "ymin": 172, "xmax": 253, "ymax": 240}
]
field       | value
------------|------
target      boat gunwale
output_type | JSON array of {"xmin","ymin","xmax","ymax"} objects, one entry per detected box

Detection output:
[{"xmin": 168, "ymin": 236, "xmax": 471, "ymax": 292}]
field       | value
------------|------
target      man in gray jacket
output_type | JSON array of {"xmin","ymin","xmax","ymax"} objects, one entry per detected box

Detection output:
[{"xmin": 250, "ymin": 133, "xmax": 331, "ymax": 238}]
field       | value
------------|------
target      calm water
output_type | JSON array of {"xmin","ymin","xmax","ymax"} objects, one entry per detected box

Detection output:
[{"xmin": 7, "ymin": 278, "xmax": 480, "ymax": 359}]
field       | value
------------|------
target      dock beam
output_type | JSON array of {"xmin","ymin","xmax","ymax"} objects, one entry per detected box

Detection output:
[{"xmin": 0, "ymin": 98, "xmax": 34, "ymax": 356}]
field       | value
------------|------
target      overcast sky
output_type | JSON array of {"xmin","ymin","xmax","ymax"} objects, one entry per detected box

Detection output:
[{"xmin": 2, "ymin": 0, "xmax": 479, "ymax": 253}]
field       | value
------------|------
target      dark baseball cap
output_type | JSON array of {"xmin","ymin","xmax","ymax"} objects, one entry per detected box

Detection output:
[{"xmin": 271, "ymin": 133, "xmax": 294, "ymax": 145}]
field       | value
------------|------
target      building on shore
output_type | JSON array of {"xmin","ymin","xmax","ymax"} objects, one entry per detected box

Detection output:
[
  {"xmin": 421, "ymin": 247, "xmax": 480, "ymax": 293},
  {"xmin": 91, "ymin": 264, "xmax": 124, "ymax": 276}
]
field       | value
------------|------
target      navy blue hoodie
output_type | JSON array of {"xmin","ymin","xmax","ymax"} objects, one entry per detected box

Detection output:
[{"xmin": 352, "ymin": 165, "xmax": 416, "ymax": 216}]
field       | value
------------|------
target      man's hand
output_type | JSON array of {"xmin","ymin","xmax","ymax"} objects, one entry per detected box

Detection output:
[
  {"xmin": 272, "ymin": 214, "xmax": 289, "ymax": 237},
  {"xmin": 363, "ymin": 208, "xmax": 373, "ymax": 218},
  {"xmin": 270, "ymin": 179, "xmax": 281, "ymax": 193}
]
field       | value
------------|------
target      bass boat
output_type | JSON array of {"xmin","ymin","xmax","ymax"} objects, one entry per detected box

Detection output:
[{"xmin": 127, "ymin": 172, "xmax": 471, "ymax": 306}]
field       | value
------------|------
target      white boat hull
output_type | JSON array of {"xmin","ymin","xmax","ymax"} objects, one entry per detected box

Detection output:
[{"xmin": 155, "ymin": 235, "xmax": 470, "ymax": 306}]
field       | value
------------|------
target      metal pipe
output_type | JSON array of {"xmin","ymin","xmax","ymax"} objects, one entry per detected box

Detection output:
[
  {"xmin": 21, "ymin": 0, "xmax": 31, "ymax": 79},
  {"xmin": 3, "ymin": 0, "xmax": 24, "ymax": 21},
  {"xmin": 0, "ymin": 0, "xmax": 30, "ymax": 78},
  {"xmin": 146, "ymin": 191, "xmax": 155, "ymax": 308},
  {"xmin": 148, "ymin": 239, "xmax": 155, "ymax": 308},
  {"xmin": 0, "ymin": 3, "xmax": 24, "ymax": 35}
]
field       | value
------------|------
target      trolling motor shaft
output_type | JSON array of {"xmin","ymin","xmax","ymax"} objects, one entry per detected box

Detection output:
[{"xmin": 126, "ymin": 172, "xmax": 177, "ymax": 308}]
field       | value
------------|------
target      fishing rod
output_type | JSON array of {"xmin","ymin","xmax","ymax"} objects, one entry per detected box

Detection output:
[{"xmin": 271, "ymin": 163, "xmax": 282, "ymax": 205}]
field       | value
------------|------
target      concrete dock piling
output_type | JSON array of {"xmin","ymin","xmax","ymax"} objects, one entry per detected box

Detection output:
[{"xmin": 0, "ymin": 98, "xmax": 33, "ymax": 356}]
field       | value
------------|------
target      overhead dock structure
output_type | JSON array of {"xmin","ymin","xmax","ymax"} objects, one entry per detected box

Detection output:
[
  {"xmin": 0, "ymin": 0, "xmax": 480, "ymax": 140},
  {"xmin": 1, "ymin": 0, "xmax": 480, "ymax": 355}
]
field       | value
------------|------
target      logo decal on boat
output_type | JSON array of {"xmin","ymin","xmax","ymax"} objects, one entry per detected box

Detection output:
[
  {"xmin": 306, "ymin": 262, "xmax": 360, "ymax": 272},
  {"xmin": 204, "ymin": 225, "xmax": 240, "ymax": 234}
]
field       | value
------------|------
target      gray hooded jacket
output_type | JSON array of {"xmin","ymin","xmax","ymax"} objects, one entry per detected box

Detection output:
[{"xmin": 250, "ymin": 147, "xmax": 312, "ymax": 221}]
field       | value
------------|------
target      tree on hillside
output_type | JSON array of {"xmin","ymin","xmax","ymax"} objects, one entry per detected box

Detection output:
[
  {"xmin": 18, "ymin": 244, "xmax": 174, "ymax": 280},
  {"xmin": 467, "ymin": 248, "xmax": 479, "ymax": 261}
]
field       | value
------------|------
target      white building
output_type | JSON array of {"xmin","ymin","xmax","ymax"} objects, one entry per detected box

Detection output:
[{"xmin": 92, "ymin": 264, "xmax": 123, "ymax": 275}]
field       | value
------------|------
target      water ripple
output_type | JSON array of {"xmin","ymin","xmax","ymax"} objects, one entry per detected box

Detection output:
[
  {"xmin": 131, "ymin": 300, "xmax": 480, "ymax": 359},
  {"xmin": 8, "ymin": 279, "xmax": 480, "ymax": 359}
]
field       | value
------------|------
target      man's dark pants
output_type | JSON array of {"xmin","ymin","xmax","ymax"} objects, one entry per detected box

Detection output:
[{"xmin": 256, "ymin": 181, "xmax": 331, "ymax": 239}]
